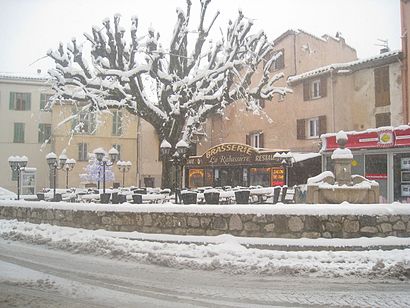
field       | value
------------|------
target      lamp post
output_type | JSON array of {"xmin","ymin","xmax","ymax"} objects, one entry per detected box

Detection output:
[
  {"xmin": 46, "ymin": 151, "xmax": 75, "ymax": 201},
  {"xmin": 280, "ymin": 152, "xmax": 294, "ymax": 187},
  {"xmin": 8, "ymin": 155, "xmax": 28, "ymax": 200},
  {"xmin": 160, "ymin": 139, "xmax": 189, "ymax": 204},
  {"xmin": 94, "ymin": 147, "xmax": 119, "ymax": 196},
  {"xmin": 64, "ymin": 158, "xmax": 76, "ymax": 189},
  {"xmin": 117, "ymin": 160, "xmax": 132, "ymax": 187}
]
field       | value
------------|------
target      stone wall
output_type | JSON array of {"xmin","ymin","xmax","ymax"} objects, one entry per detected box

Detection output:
[{"xmin": 1, "ymin": 205, "xmax": 410, "ymax": 238}]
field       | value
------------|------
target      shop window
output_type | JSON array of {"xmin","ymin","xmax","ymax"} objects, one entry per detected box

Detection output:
[
  {"xmin": 374, "ymin": 66, "xmax": 390, "ymax": 107},
  {"xmin": 365, "ymin": 154, "xmax": 387, "ymax": 202},
  {"xmin": 375, "ymin": 112, "xmax": 391, "ymax": 128},
  {"xmin": 393, "ymin": 153, "xmax": 410, "ymax": 202},
  {"xmin": 303, "ymin": 77, "xmax": 327, "ymax": 101},
  {"xmin": 9, "ymin": 92, "xmax": 31, "ymax": 110},
  {"xmin": 188, "ymin": 169, "xmax": 204, "ymax": 188},
  {"xmin": 249, "ymin": 167, "xmax": 271, "ymax": 187}
]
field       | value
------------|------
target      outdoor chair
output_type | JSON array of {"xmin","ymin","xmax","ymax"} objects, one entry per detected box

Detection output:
[{"xmin": 272, "ymin": 187, "xmax": 281, "ymax": 204}]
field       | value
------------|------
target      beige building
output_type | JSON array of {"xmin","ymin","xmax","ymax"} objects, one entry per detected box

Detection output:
[
  {"xmin": 198, "ymin": 29, "xmax": 358, "ymax": 154},
  {"xmin": 0, "ymin": 72, "xmax": 163, "ymax": 193},
  {"xmin": 0, "ymin": 73, "xmax": 52, "ymax": 193},
  {"xmin": 401, "ymin": 0, "xmax": 410, "ymax": 123}
]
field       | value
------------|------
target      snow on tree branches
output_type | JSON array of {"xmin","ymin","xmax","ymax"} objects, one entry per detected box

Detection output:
[{"xmin": 47, "ymin": 0, "xmax": 291, "ymax": 147}]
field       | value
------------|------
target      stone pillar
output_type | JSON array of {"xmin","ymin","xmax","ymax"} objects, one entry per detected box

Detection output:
[{"xmin": 333, "ymin": 158, "xmax": 352, "ymax": 185}]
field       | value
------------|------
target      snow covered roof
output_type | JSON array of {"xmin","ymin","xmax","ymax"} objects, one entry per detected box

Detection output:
[
  {"xmin": 287, "ymin": 50, "xmax": 401, "ymax": 85},
  {"xmin": 0, "ymin": 71, "xmax": 48, "ymax": 83}
]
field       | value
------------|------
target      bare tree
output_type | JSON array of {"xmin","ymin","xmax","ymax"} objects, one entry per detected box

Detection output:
[{"xmin": 47, "ymin": 0, "xmax": 290, "ymax": 188}]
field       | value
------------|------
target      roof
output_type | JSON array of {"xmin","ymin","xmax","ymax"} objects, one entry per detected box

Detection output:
[
  {"xmin": 0, "ymin": 72, "xmax": 48, "ymax": 83},
  {"xmin": 287, "ymin": 50, "xmax": 402, "ymax": 85},
  {"xmin": 273, "ymin": 29, "xmax": 356, "ymax": 52}
]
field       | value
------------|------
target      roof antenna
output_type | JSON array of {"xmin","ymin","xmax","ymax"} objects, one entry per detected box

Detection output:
[{"xmin": 375, "ymin": 39, "xmax": 390, "ymax": 54}]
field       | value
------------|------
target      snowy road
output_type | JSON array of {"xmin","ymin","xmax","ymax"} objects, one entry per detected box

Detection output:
[{"xmin": 0, "ymin": 239, "xmax": 409, "ymax": 308}]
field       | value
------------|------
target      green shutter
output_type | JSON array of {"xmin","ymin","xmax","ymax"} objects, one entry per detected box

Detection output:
[
  {"xmin": 9, "ymin": 92, "xmax": 15, "ymax": 110},
  {"xmin": 26, "ymin": 93, "xmax": 31, "ymax": 110}
]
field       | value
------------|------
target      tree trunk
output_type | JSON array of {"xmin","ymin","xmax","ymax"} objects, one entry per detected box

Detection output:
[{"xmin": 161, "ymin": 159, "xmax": 174, "ymax": 189}]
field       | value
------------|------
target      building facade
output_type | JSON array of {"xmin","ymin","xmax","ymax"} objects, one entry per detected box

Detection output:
[
  {"xmin": 197, "ymin": 30, "xmax": 358, "ymax": 155},
  {"xmin": 0, "ymin": 73, "xmax": 52, "ymax": 193},
  {"xmin": 198, "ymin": 32, "xmax": 404, "ymax": 158}
]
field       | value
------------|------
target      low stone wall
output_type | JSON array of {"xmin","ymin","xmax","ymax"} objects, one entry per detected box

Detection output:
[{"xmin": 1, "ymin": 202, "xmax": 410, "ymax": 238}]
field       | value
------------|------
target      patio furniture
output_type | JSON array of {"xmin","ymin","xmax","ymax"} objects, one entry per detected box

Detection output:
[
  {"xmin": 234, "ymin": 190, "xmax": 250, "ymax": 204},
  {"xmin": 181, "ymin": 192, "xmax": 197, "ymax": 204},
  {"xmin": 204, "ymin": 191, "xmax": 220, "ymax": 204},
  {"xmin": 132, "ymin": 194, "xmax": 143, "ymax": 204}
]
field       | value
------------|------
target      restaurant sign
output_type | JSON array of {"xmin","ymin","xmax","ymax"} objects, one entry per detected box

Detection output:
[
  {"xmin": 186, "ymin": 143, "xmax": 286, "ymax": 167},
  {"xmin": 321, "ymin": 126, "xmax": 410, "ymax": 151}
]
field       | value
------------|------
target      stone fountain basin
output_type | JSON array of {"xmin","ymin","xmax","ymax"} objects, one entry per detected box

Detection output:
[{"xmin": 320, "ymin": 186, "xmax": 375, "ymax": 204}]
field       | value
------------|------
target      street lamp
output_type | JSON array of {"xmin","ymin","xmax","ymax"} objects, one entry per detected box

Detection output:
[
  {"xmin": 160, "ymin": 139, "xmax": 189, "ymax": 204},
  {"xmin": 280, "ymin": 152, "xmax": 294, "ymax": 187},
  {"xmin": 94, "ymin": 147, "xmax": 119, "ymax": 198},
  {"xmin": 117, "ymin": 160, "xmax": 132, "ymax": 187},
  {"xmin": 46, "ymin": 151, "xmax": 75, "ymax": 201},
  {"xmin": 8, "ymin": 155, "xmax": 28, "ymax": 200},
  {"xmin": 64, "ymin": 158, "xmax": 76, "ymax": 189}
]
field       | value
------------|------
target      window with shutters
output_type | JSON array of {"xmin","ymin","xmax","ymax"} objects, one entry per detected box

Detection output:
[
  {"xmin": 297, "ymin": 116, "xmax": 326, "ymax": 139},
  {"xmin": 303, "ymin": 77, "xmax": 327, "ymax": 101},
  {"xmin": 374, "ymin": 66, "xmax": 390, "ymax": 107},
  {"xmin": 9, "ymin": 92, "xmax": 31, "ymax": 110},
  {"xmin": 78, "ymin": 143, "xmax": 88, "ymax": 161},
  {"xmin": 38, "ymin": 123, "xmax": 51, "ymax": 143},
  {"xmin": 13, "ymin": 123, "xmax": 25, "ymax": 143},
  {"xmin": 308, "ymin": 118, "xmax": 319, "ymax": 138},
  {"xmin": 375, "ymin": 112, "xmax": 391, "ymax": 127},
  {"xmin": 112, "ymin": 111, "xmax": 122, "ymax": 136},
  {"xmin": 266, "ymin": 49, "xmax": 285, "ymax": 72},
  {"xmin": 246, "ymin": 132, "xmax": 264, "ymax": 148},
  {"xmin": 40, "ymin": 93, "xmax": 52, "ymax": 111}
]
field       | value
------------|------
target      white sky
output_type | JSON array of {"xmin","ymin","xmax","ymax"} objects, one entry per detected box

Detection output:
[{"xmin": 0, "ymin": 0, "xmax": 400, "ymax": 74}]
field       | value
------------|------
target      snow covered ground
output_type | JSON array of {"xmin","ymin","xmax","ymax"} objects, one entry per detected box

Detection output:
[{"xmin": 1, "ymin": 219, "xmax": 409, "ymax": 280}]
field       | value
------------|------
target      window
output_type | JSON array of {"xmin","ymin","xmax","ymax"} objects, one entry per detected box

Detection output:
[
  {"xmin": 266, "ymin": 49, "xmax": 285, "ymax": 72},
  {"xmin": 72, "ymin": 110, "xmax": 96, "ymax": 134},
  {"xmin": 40, "ymin": 93, "xmax": 52, "ymax": 111},
  {"xmin": 297, "ymin": 116, "xmax": 327, "ymax": 139},
  {"xmin": 13, "ymin": 123, "xmax": 25, "ymax": 143},
  {"xmin": 303, "ymin": 77, "xmax": 327, "ymax": 101},
  {"xmin": 374, "ymin": 66, "xmax": 390, "ymax": 107},
  {"xmin": 78, "ymin": 143, "xmax": 88, "ymax": 161},
  {"xmin": 246, "ymin": 132, "xmax": 264, "ymax": 148},
  {"xmin": 38, "ymin": 124, "xmax": 51, "ymax": 143},
  {"xmin": 112, "ymin": 111, "xmax": 122, "ymax": 136},
  {"xmin": 375, "ymin": 112, "xmax": 391, "ymax": 127},
  {"xmin": 308, "ymin": 118, "xmax": 319, "ymax": 138},
  {"xmin": 9, "ymin": 92, "xmax": 31, "ymax": 110},
  {"xmin": 112, "ymin": 144, "xmax": 121, "ymax": 160}
]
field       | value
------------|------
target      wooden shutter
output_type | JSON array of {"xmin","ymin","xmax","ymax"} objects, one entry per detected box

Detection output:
[
  {"xmin": 259, "ymin": 133, "xmax": 264, "ymax": 148},
  {"xmin": 303, "ymin": 81, "xmax": 310, "ymax": 101},
  {"xmin": 320, "ymin": 76, "xmax": 327, "ymax": 97},
  {"xmin": 26, "ymin": 93, "xmax": 31, "ymax": 110},
  {"xmin": 246, "ymin": 134, "xmax": 250, "ymax": 145},
  {"xmin": 319, "ymin": 116, "xmax": 327, "ymax": 135},
  {"xmin": 375, "ymin": 112, "xmax": 391, "ymax": 127},
  {"xmin": 297, "ymin": 119, "xmax": 305, "ymax": 140},
  {"xmin": 276, "ymin": 49, "xmax": 285, "ymax": 69},
  {"xmin": 374, "ymin": 66, "xmax": 390, "ymax": 107}
]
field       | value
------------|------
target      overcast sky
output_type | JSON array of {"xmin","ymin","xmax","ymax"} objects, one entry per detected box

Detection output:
[{"xmin": 0, "ymin": 0, "xmax": 400, "ymax": 74}]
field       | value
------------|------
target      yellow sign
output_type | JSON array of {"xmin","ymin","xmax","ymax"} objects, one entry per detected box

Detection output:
[{"xmin": 205, "ymin": 143, "xmax": 255, "ymax": 159}]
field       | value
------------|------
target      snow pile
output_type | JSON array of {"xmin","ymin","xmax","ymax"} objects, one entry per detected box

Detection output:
[
  {"xmin": 0, "ymin": 220, "xmax": 409, "ymax": 279},
  {"xmin": 331, "ymin": 148, "xmax": 353, "ymax": 160}
]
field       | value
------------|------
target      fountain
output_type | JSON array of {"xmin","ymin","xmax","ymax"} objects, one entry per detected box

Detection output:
[{"xmin": 306, "ymin": 131, "xmax": 379, "ymax": 204}]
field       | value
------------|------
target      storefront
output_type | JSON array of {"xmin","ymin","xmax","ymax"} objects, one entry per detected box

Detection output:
[
  {"xmin": 321, "ymin": 126, "xmax": 410, "ymax": 203},
  {"xmin": 185, "ymin": 143, "xmax": 321, "ymax": 188}
]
